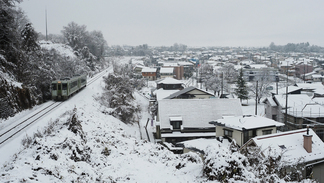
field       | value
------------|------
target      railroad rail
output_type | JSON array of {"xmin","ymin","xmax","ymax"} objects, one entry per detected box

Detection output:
[{"xmin": 0, "ymin": 102, "xmax": 63, "ymax": 145}]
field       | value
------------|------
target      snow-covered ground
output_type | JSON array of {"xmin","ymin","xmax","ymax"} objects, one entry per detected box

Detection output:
[{"xmin": 0, "ymin": 58, "xmax": 205, "ymax": 182}]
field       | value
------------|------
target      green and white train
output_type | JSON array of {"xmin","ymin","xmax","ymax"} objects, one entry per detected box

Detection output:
[{"xmin": 51, "ymin": 74, "xmax": 87, "ymax": 100}]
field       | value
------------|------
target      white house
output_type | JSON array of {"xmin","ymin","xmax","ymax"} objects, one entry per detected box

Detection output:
[
  {"xmin": 156, "ymin": 99, "xmax": 243, "ymax": 144},
  {"xmin": 209, "ymin": 115, "xmax": 284, "ymax": 146},
  {"xmin": 160, "ymin": 67, "xmax": 174, "ymax": 79}
]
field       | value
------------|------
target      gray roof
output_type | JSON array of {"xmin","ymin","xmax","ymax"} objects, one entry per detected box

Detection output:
[
  {"xmin": 158, "ymin": 99, "xmax": 243, "ymax": 129},
  {"xmin": 164, "ymin": 86, "xmax": 214, "ymax": 99}
]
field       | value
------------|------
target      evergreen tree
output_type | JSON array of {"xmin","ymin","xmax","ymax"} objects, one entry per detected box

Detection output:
[{"xmin": 235, "ymin": 68, "xmax": 249, "ymax": 103}]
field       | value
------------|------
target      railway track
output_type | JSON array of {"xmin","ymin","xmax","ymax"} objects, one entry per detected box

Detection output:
[
  {"xmin": 87, "ymin": 67, "xmax": 112, "ymax": 85},
  {"xmin": 0, "ymin": 67, "xmax": 112, "ymax": 146},
  {"xmin": 0, "ymin": 102, "xmax": 63, "ymax": 145}
]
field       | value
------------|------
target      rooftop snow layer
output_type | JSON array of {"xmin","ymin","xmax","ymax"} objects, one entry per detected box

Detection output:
[
  {"xmin": 158, "ymin": 99, "xmax": 243, "ymax": 129},
  {"xmin": 250, "ymin": 128, "xmax": 324, "ymax": 163},
  {"xmin": 211, "ymin": 115, "xmax": 284, "ymax": 131}
]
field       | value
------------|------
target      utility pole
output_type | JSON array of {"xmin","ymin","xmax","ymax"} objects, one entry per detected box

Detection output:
[
  {"xmin": 284, "ymin": 63, "xmax": 289, "ymax": 131},
  {"xmin": 255, "ymin": 80, "xmax": 258, "ymax": 115},
  {"xmin": 221, "ymin": 72, "xmax": 224, "ymax": 96}
]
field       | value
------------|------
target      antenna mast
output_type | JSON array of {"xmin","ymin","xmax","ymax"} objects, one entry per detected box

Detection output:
[{"xmin": 45, "ymin": 8, "xmax": 48, "ymax": 41}]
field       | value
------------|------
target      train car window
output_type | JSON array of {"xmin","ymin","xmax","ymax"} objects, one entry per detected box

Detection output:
[
  {"xmin": 58, "ymin": 84, "xmax": 61, "ymax": 90},
  {"xmin": 52, "ymin": 84, "xmax": 57, "ymax": 90},
  {"xmin": 62, "ymin": 83, "xmax": 67, "ymax": 90}
]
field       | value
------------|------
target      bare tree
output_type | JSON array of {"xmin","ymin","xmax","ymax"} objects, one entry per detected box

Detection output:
[
  {"xmin": 220, "ymin": 63, "xmax": 238, "ymax": 83},
  {"xmin": 249, "ymin": 69, "xmax": 272, "ymax": 103}
]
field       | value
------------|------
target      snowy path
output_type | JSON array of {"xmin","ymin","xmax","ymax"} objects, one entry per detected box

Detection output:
[{"xmin": 134, "ymin": 92, "xmax": 155, "ymax": 142}]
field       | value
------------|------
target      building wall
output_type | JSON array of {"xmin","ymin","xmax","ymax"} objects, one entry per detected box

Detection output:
[
  {"xmin": 312, "ymin": 162, "xmax": 324, "ymax": 182},
  {"xmin": 142, "ymin": 72, "xmax": 157, "ymax": 80},
  {"xmin": 216, "ymin": 126, "xmax": 244, "ymax": 146},
  {"xmin": 174, "ymin": 66, "xmax": 184, "ymax": 80},
  {"xmin": 295, "ymin": 64, "xmax": 313, "ymax": 78},
  {"xmin": 256, "ymin": 127, "xmax": 277, "ymax": 136},
  {"xmin": 160, "ymin": 73, "xmax": 174, "ymax": 79}
]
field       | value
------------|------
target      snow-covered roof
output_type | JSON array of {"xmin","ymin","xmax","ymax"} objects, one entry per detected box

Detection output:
[
  {"xmin": 178, "ymin": 138, "xmax": 231, "ymax": 153},
  {"xmin": 240, "ymin": 60, "xmax": 254, "ymax": 65},
  {"xmin": 247, "ymin": 128, "xmax": 324, "ymax": 163},
  {"xmin": 177, "ymin": 61, "xmax": 194, "ymax": 66},
  {"xmin": 273, "ymin": 94, "xmax": 313, "ymax": 110},
  {"xmin": 275, "ymin": 86, "xmax": 301, "ymax": 95},
  {"xmin": 161, "ymin": 132, "xmax": 215, "ymax": 138},
  {"xmin": 314, "ymin": 88, "xmax": 324, "ymax": 95},
  {"xmin": 263, "ymin": 97, "xmax": 277, "ymax": 107},
  {"xmin": 273, "ymin": 94, "xmax": 324, "ymax": 118},
  {"xmin": 141, "ymin": 67, "xmax": 157, "ymax": 73},
  {"xmin": 156, "ymin": 77, "xmax": 183, "ymax": 84},
  {"xmin": 153, "ymin": 88, "xmax": 179, "ymax": 101},
  {"xmin": 160, "ymin": 67, "xmax": 174, "ymax": 73},
  {"xmin": 312, "ymin": 74, "xmax": 324, "ymax": 79},
  {"xmin": 158, "ymin": 99, "xmax": 243, "ymax": 129},
  {"xmin": 164, "ymin": 86, "xmax": 214, "ymax": 99},
  {"xmin": 163, "ymin": 63, "xmax": 178, "ymax": 67},
  {"xmin": 249, "ymin": 64, "xmax": 267, "ymax": 69},
  {"xmin": 295, "ymin": 82, "xmax": 324, "ymax": 90},
  {"xmin": 210, "ymin": 115, "xmax": 284, "ymax": 131}
]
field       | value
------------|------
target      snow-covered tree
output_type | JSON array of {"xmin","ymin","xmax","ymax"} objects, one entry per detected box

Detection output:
[
  {"xmin": 234, "ymin": 68, "xmax": 249, "ymax": 103},
  {"xmin": 99, "ymin": 72, "xmax": 141, "ymax": 124},
  {"xmin": 61, "ymin": 22, "xmax": 88, "ymax": 50},
  {"xmin": 204, "ymin": 75, "xmax": 221, "ymax": 96}
]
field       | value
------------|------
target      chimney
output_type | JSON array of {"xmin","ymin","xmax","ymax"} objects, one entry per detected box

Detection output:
[{"xmin": 303, "ymin": 126, "xmax": 313, "ymax": 153}]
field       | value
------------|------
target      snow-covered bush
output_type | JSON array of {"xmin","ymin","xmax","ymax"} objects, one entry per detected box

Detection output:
[
  {"xmin": 203, "ymin": 144, "xmax": 252, "ymax": 182},
  {"xmin": 242, "ymin": 146, "xmax": 307, "ymax": 182}
]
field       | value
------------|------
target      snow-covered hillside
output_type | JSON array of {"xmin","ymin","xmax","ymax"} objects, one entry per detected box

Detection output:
[{"xmin": 0, "ymin": 57, "xmax": 205, "ymax": 182}]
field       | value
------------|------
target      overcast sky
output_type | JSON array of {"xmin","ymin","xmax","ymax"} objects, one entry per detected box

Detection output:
[{"xmin": 19, "ymin": 0, "xmax": 324, "ymax": 47}]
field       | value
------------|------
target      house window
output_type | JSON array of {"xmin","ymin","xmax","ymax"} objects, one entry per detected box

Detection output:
[
  {"xmin": 171, "ymin": 121, "xmax": 182, "ymax": 130},
  {"xmin": 272, "ymin": 115, "xmax": 277, "ymax": 121},
  {"xmin": 262, "ymin": 129, "xmax": 273, "ymax": 135},
  {"xmin": 224, "ymin": 129, "xmax": 233, "ymax": 137}
]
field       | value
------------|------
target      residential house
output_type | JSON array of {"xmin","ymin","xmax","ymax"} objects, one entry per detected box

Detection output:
[
  {"xmin": 312, "ymin": 74, "xmax": 324, "ymax": 83},
  {"xmin": 240, "ymin": 128, "xmax": 324, "ymax": 182},
  {"xmin": 178, "ymin": 61, "xmax": 194, "ymax": 79},
  {"xmin": 152, "ymin": 78, "xmax": 184, "ymax": 102},
  {"xmin": 295, "ymin": 82, "xmax": 324, "ymax": 96},
  {"xmin": 155, "ymin": 99, "xmax": 243, "ymax": 144},
  {"xmin": 141, "ymin": 67, "xmax": 157, "ymax": 81},
  {"xmin": 164, "ymin": 86, "xmax": 215, "ymax": 99},
  {"xmin": 294, "ymin": 63, "xmax": 313, "ymax": 79},
  {"xmin": 263, "ymin": 94, "xmax": 324, "ymax": 141},
  {"xmin": 156, "ymin": 77, "xmax": 184, "ymax": 90},
  {"xmin": 279, "ymin": 58, "xmax": 295, "ymax": 76},
  {"xmin": 160, "ymin": 67, "xmax": 174, "ymax": 79},
  {"xmin": 209, "ymin": 115, "xmax": 284, "ymax": 147}
]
